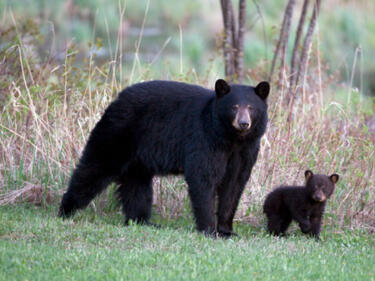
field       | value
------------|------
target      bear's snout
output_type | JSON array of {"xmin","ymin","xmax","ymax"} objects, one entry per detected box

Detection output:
[
  {"xmin": 232, "ymin": 107, "xmax": 251, "ymax": 132},
  {"xmin": 239, "ymin": 121, "xmax": 250, "ymax": 130},
  {"xmin": 312, "ymin": 190, "xmax": 326, "ymax": 202}
]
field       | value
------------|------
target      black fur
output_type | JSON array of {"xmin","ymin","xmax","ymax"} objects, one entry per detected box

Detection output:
[
  {"xmin": 59, "ymin": 79, "xmax": 269, "ymax": 236},
  {"xmin": 263, "ymin": 170, "xmax": 339, "ymax": 239}
]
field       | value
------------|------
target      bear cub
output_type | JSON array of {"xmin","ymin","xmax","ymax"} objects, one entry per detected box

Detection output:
[{"xmin": 263, "ymin": 170, "xmax": 339, "ymax": 239}]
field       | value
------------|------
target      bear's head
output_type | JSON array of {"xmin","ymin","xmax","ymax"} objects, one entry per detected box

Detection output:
[
  {"xmin": 304, "ymin": 170, "xmax": 339, "ymax": 202},
  {"xmin": 214, "ymin": 79, "xmax": 270, "ymax": 137}
]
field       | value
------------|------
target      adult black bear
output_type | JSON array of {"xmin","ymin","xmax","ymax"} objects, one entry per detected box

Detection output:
[
  {"xmin": 59, "ymin": 79, "xmax": 270, "ymax": 237},
  {"xmin": 263, "ymin": 170, "xmax": 339, "ymax": 239}
]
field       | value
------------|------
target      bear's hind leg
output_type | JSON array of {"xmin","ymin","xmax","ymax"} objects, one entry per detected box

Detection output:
[
  {"xmin": 279, "ymin": 214, "xmax": 292, "ymax": 236},
  {"xmin": 117, "ymin": 170, "xmax": 154, "ymax": 225},
  {"xmin": 266, "ymin": 214, "xmax": 285, "ymax": 236}
]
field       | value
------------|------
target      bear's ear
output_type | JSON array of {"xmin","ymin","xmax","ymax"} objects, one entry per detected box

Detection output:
[
  {"xmin": 305, "ymin": 170, "xmax": 313, "ymax": 181},
  {"xmin": 329, "ymin": 174, "xmax": 339, "ymax": 184},
  {"xmin": 215, "ymin": 79, "xmax": 230, "ymax": 98},
  {"xmin": 255, "ymin": 81, "xmax": 270, "ymax": 101}
]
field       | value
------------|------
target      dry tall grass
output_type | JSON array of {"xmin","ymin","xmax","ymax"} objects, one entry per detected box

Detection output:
[{"xmin": 0, "ymin": 17, "xmax": 374, "ymax": 232}]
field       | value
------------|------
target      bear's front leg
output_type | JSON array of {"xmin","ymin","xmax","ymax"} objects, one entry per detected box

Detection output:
[
  {"xmin": 186, "ymin": 175, "xmax": 216, "ymax": 235},
  {"xmin": 217, "ymin": 176, "xmax": 244, "ymax": 238},
  {"xmin": 296, "ymin": 218, "xmax": 311, "ymax": 234},
  {"xmin": 290, "ymin": 207, "xmax": 311, "ymax": 233},
  {"xmin": 309, "ymin": 211, "xmax": 324, "ymax": 240},
  {"xmin": 217, "ymin": 150, "xmax": 254, "ymax": 238},
  {"xmin": 186, "ymin": 181, "xmax": 216, "ymax": 235},
  {"xmin": 184, "ymin": 159, "xmax": 218, "ymax": 236}
]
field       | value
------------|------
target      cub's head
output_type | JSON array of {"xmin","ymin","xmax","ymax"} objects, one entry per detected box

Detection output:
[
  {"xmin": 214, "ymin": 79, "xmax": 270, "ymax": 137},
  {"xmin": 304, "ymin": 170, "xmax": 339, "ymax": 203}
]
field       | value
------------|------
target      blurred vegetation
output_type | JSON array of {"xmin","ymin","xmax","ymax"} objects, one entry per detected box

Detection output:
[{"xmin": 1, "ymin": 0, "xmax": 374, "ymax": 95}]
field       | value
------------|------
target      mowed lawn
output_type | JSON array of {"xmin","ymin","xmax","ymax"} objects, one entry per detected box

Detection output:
[{"xmin": 0, "ymin": 204, "xmax": 374, "ymax": 281}]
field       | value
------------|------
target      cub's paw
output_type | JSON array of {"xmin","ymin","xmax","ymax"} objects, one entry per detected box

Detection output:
[{"xmin": 299, "ymin": 223, "xmax": 311, "ymax": 234}]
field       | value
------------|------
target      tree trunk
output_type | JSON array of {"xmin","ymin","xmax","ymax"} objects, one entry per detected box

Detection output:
[
  {"xmin": 236, "ymin": 0, "xmax": 246, "ymax": 82},
  {"xmin": 269, "ymin": 0, "xmax": 295, "ymax": 83},
  {"xmin": 290, "ymin": 0, "xmax": 310, "ymax": 89},
  {"xmin": 295, "ymin": 0, "xmax": 321, "ymax": 88},
  {"xmin": 278, "ymin": 0, "xmax": 295, "ymax": 87},
  {"xmin": 220, "ymin": 0, "xmax": 247, "ymax": 83},
  {"xmin": 220, "ymin": 0, "xmax": 235, "ymax": 80}
]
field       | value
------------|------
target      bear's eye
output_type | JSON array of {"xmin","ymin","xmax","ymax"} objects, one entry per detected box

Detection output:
[{"xmin": 232, "ymin": 105, "xmax": 239, "ymax": 111}]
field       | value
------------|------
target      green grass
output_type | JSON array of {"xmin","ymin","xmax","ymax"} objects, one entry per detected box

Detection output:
[{"xmin": 0, "ymin": 204, "xmax": 374, "ymax": 281}]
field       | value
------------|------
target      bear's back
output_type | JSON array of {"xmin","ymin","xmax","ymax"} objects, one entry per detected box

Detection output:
[
  {"xmin": 118, "ymin": 80, "xmax": 213, "ymax": 107},
  {"xmin": 263, "ymin": 185, "xmax": 306, "ymax": 214}
]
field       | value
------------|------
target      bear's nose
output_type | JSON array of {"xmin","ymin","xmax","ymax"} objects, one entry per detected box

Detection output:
[
  {"xmin": 239, "ymin": 122, "xmax": 250, "ymax": 129},
  {"xmin": 313, "ymin": 194, "xmax": 326, "ymax": 202}
]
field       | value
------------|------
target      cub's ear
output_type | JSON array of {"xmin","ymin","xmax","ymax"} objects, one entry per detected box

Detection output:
[
  {"xmin": 329, "ymin": 174, "xmax": 339, "ymax": 184},
  {"xmin": 305, "ymin": 170, "xmax": 313, "ymax": 181},
  {"xmin": 215, "ymin": 79, "xmax": 230, "ymax": 98},
  {"xmin": 255, "ymin": 81, "xmax": 270, "ymax": 101}
]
